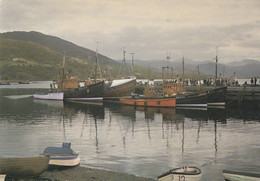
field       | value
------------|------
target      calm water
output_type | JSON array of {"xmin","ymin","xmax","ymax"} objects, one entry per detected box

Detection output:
[{"xmin": 0, "ymin": 82, "xmax": 260, "ymax": 181}]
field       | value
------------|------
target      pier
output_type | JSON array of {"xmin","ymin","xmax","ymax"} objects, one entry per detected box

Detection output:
[{"xmin": 226, "ymin": 86, "xmax": 260, "ymax": 108}]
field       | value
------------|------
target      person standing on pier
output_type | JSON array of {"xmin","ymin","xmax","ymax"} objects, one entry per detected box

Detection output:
[{"xmin": 255, "ymin": 77, "xmax": 257, "ymax": 86}]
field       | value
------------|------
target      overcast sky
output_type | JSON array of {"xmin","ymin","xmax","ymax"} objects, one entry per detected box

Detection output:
[{"xmin": 1, "ymin": 0, "xmax": 260, "ymax": 62}]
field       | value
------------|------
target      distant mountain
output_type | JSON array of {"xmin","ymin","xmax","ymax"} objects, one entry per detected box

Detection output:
[
  {"xmin": 227, "ymin": 59, "xmax": 260, "ymax": 66},
  {"xmin": 131, "ymin": 58, "xmax": 260, "ymax": 78}
]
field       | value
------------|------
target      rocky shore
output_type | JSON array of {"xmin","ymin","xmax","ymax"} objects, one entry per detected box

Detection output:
[{"xmin": 6, "ymin": 166, "xmax": 155, "ymax": 181}]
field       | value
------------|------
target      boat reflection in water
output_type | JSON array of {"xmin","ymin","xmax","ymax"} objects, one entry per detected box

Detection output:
[{"xmin": 29, "ymin": 98, "xmax": 259, "ymax": 179}]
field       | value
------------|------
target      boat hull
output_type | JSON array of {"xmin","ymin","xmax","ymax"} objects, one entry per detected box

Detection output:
[
  {"xmin": 64, "ymin": 81, "xmax": 104, "ymax": 99},
  {"xmin": 103, "ymin": 79, "xmax": 136, "ymax": 97},
  {"xmin": 158, "ymin": 166, "xmax": 202, "ymax": 181},
  {"xmin": 0, "ymin": 156, "xmax": 49, "ymax": 177},
  {"xmin": 48, "ymin": 154, "xmax": 80, "ymax": 167},
  {"xmin": 0, "ymin": 175, "xmax": 6, "ymax": 181},
  {"xmin": 176, "ymin": 92, "xmax": 208, "ymax": 107},
  {"xmin": 33, "ymin": 92, "xmax": 64, "ymax": 100},
  {"xmin": 207, "ymin": 86, "xmax": 227, "ymax": 106},
  {"xmin": 120, "ymin": 97, "xmax": 176, "ymax": 107},
  {"xmin": 66, "ymin": 97, "xmax": 103, "ymax": 105},
  {"xmin": 223, "ymin": 170, "xmax": 260, "ymax": 181}
]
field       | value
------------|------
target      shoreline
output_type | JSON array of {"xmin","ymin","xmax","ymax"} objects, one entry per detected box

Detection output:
[{"xmin": 36, "ymin": 166, "xmax": 155, "ymax": 181}]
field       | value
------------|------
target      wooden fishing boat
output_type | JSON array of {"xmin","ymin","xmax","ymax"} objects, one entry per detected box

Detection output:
[
  {"xmin": 161, "ymin": 82, "xmax": 226, "ymax": 107},
  {"xmin": 59, "ymin": 77, "xmax": 104, "ymax": 99},
  {"xmin": 0, "ymin": 174, "xmax": 6, "ymax": 181},
  {"xmin": 223, "ymin": 170, "xmax": 260, "ymax": 181},
  {"xmin": 33, "ymin": 92, "xmax": 64, "ymax": 100},
  {"xmin": 207, "ymin": 86, "xmax": 227, "ymax": 107},
  {"xmin": 56, "ymin": 52, "xmax": 104, "ymax": 100},
  {"xmin": 120, "ymin": 96, "xmax": 176, "ymax": 107},
  {"xmin": 158, "ymin": 166, "xmax": 202, "ymax": 181},
  {"xmin": 41, "ymin": 142, "xmax": 80, "ymax": 167},
  {"xmin": 176, "ymin": 92, "xmax": 208, "ymax": 107},
  {"xmin": 103, "ymin": 78, "xmax": 136, "ymax": 98},
  {"xmin": 0, "ymin": 156, "xmax": 49, "ymax": 178}
]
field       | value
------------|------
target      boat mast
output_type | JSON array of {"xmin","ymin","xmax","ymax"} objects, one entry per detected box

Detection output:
[
  {"xmin": 117, "ymin": 48, "xmax": 131, "ymax": 79},
  {"xmin": 182, "ymin": 57, "xmax": 184, "ymax": 87},
  {"xmin": 215, "ymin": 47, "xmax": 218, "ymax": 86},
  {"xmin": 60, "ymin": 51, "xmax": 66, "ymax": 91},
  {"xmin": 148, "ymin": 64, "xmax": 151, "ymax": 85},
  {"xmin": 130, "ymin": 52, "xmax": 135, "ymax": 76},
  {"xmin": 94, "ymin": 41, "xmax": 103, "ymax": 83},
  {"xmin": 94, "ymin": 44, "xmax": 98, "ymax": 83},
  {"xmin": 197, "ymin": 65, "xmax": 201, "ymax": 86},
  {"xmin": 62, "ymin": 51, "xmax": 66, "ymax": 79}
]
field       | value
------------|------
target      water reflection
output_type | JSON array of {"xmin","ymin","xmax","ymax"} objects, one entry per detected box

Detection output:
[{"xmin": 1, "ymin": 88, "xmax": 260, "ymax": 180}]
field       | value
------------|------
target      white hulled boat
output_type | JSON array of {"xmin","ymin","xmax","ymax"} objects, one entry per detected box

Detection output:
[{"xmin": 33, "ymin": 92, "xmax": 64, "ymax": 100}]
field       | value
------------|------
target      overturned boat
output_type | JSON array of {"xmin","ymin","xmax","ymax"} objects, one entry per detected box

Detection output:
[
  {"xmin": 223, "ymin": 170, "xmax": 260, "ymax": 181},
  {"xmin": 42, "ymin": 142, "xmax": 80, "ymax": 167},
  {"xmin": 158, "ymin": 166, "xmax": 202, "ymax": 181}
]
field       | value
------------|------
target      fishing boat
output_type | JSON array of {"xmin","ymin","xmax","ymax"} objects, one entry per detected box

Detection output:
[
  {"xmin": 33, "ymin": 92, "xmax": 64, "ymax": 100},
  {"xmin": 207, "ymin": 86, "xmax": 227, "ymax": 107},
  {"xmin": 0, "ymin": 175, "xmax": 6, "ymax": 181},
  {"xmin": 60, "ymin": 77, "xmax": 104, "ymax": 99},
  {"xmin": 120, "ymin": 96, "xmax": 176, "ymax": 107},
  {"xmin": 176, "ymin": 91, "xmax": 208, "ymax": 107},
  {"xmin": 41, "ymin": 142, "xmax": 80, "ymax": 167},
  {"xmin": 223, "ymin": 170, "xmax": 260, "ymax": 181},
  {"xmin": 158, "ymin": 166, "xmax": 202, "ymax": 181},
  {"xmin": 0, "ymin": 156, "xmax": 49, "ymax": 178},
  {"xmin": 162, "ymin": 82, "xmax": 226, "ymax": 107},
  {"xmin": 56, "ymin": 51, "xmax": 104, "ymax": 100},
  {"xmin": 103, "ymin": 78, "xmax": 136, "ymax": 98},
  {"xmin": 104, "ymin": 49, "xmax": 136, "ymax": 98}
]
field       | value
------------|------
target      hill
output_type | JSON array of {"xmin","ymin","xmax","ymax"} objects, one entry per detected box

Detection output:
[{"xmin": 0, "ymin": 31, "xmax": 161, "ymax": 80}]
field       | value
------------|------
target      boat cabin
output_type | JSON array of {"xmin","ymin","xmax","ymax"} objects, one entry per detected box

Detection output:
[
  {"xmin": 162, "ymin": 82, "xmax": 184, "ymax": 96},
  {"xmin": 58, "ymin": 77, "xmax": 80, "ymax": 91}
]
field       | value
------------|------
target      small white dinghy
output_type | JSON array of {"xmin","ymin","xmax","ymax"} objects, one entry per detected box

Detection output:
[
  {"xmin": 0, "ymin": 174, "xmax": 6, "ymax": 181},
  {"xmin": 33, "ymin": 92, "xmax": 64, "ymax": 100},
  {"xmin": 41, "ymin": 142, "xmax": 80, "ymax": 167},
  {"xmin": 158, "ymin": 166, "xmax": 202, "ymax": 181},
  {"xmin": 223, "ymin": 170, "xmax": 260, "ymax": 181}
]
